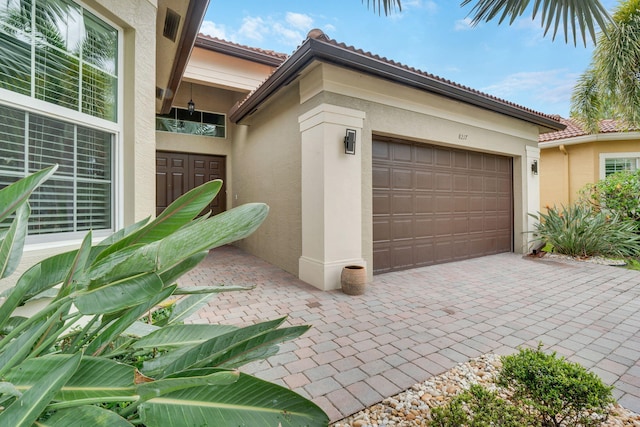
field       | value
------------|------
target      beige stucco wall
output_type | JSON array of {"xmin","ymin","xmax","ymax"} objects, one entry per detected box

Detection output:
[
  {"xmin": 185, "ymin": 47, "xmax": 277, "ymax": 92},
  {"xmin": 4, "ymin": 0, "xmax": 158, "ymax": 292},
  {"xmin": 231, "ymin": 87, "xmax": 303, "ymax": 276},
  {"xmin": 540, "ymin": 137, "xmax": 640, "ymax": 210}
]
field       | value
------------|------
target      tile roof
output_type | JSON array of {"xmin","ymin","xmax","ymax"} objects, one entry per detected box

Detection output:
[
  {"xmin": 228, "ymin": 29, "xmax": 564, "ymax": 132},
  {"xmin": 539, "ymin": 116, "xmax": 638, "ymax": 142},
  {"xmin": 195, "ymin": 33, "xmax": 288, "ymax": 65}
]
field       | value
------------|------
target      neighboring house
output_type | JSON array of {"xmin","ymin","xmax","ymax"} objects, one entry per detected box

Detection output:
[
  {"xmin": 0, "ymin": 0, "xmax": 565, "ymax": 293},
  {"xmin": 539, "ymin": 117, "xmax": 640, "ymax": 210},
  {"xmin": 0, "ymin": 0, "xmax": 208, "ymax": 290},
  {"xmin": 158, "ymin": 29, "xmax": 565, "ymax": 291}
]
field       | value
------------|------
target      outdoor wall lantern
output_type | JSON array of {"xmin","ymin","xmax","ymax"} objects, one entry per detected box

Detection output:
[
  {"xmin": 187, "ymin": 83, "xmax": 195, "ymax": 115},
  {"xmin": 344, "ymin": 129, "xmax": 356, "ymax": 155},
  {"xmin": 531, "ymin": 159, "xmax": 538, "ymax": 175}
]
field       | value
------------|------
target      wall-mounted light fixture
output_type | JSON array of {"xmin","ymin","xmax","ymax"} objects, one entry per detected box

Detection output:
[
  {"xmin": 344, "ymin": 129, "xmax": 356, "ymax": 155},
  {"xmin": 187, "ymin": 83, "xmax": 195, "ymax": 115},
  {"xmin": 531, "ymin": 159, "xmax": 538, "ymax": 175}
]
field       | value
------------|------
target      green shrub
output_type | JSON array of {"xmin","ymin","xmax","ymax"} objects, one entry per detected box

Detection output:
[
  {"xmin": 580, "ymin": 170, "xmax": 640, "ymax": 220},
  {"xmin": 530, "ymin": 204, "xmax": 640, "ymax": 258},
  {"xmin": 497, "ymin": 345, "xmax": 614, "ymax": 427},
  {"xmin": 429, "ymin": 384, "xmax": 537, "ymax": 427}
]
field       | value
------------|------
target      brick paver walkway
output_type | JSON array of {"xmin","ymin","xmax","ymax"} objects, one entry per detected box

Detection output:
[{"xmin": 183, "ymin": 245, "xmax": 640, "ymax": 422}]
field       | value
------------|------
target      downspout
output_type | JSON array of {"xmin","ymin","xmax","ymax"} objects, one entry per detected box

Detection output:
[{"xmin": 559, "ymin": 144, "xmax": 570, "ymax": 205}]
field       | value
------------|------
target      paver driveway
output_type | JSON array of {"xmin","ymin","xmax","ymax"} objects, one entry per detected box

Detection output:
[{"xmin": 183, "ymin": 245, "xmax": 640, "ymax": 421}]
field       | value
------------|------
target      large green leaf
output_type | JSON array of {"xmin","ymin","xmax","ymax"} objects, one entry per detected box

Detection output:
[
  {"xmin": 135, "ymin": 370, "xmax": 239, "ymax": 400},
  {"xmin": 0, "ymin": 202, "xmax": 29, "ymax": 279},
  {"xmin": 143, "ymin": 318, "xmax": 309, "ymax": 378},
  {"xmin": 0, "ymin": 353, "xmax": 81, "ymax": 427},
  {"xmin": 138, "ymin": 371, "xmax": 329, "ymax": 427},
  {"xmin": 157, "ymin": 252, "xmax": 208, "ymax": 287},
  {"xmin": 6, "ymin": 355, "xmax": 135, "ymax": 401},
  {"xmin": 87, "ymin": 243, "xmax": 158, "ymax": 287},
  {"xmin": 157, "ymin": 203, "xmax": 269, "ymax": 272},
  {"xmin": 84, "ymin": 285, "xmax": 176, "ymax": 356},
  {"xmin": 135, "ymin": 324, "xmax": 239, "ymax": 349},
  {"xmin": 73, "ymin": 272, "xmax": 163, "ymax": 315},
  {"xmin": 95, "ymin": 180, "xmax": 223, "ymax": 262},
  {"xmin": 36, "ymin": 406, "xmax": 134, "ymax": 427},
  {"xmin": 165, "ymin": 293, "xmax": 218, "ymax": 325},
  {"xmin": 0, "ymin": 165, "xmax": 57, "ymax": 223}
]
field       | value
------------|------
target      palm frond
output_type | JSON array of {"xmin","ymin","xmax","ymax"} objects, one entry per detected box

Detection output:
[{"xmin": 460, "ymin": 0, "xmax": 612, "ymax": 46}]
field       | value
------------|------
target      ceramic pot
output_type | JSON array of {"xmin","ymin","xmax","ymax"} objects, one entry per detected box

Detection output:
[{"xmin": 341, "ymin": 265, "xmax": 366, "ymax": 295}]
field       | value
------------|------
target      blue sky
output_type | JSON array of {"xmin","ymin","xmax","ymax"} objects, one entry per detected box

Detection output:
[{"xmin": 202, "ymin": 0, "xmax": 619, "ymax": 117}]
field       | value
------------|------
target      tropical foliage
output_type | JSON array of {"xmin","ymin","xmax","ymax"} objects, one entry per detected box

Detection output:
[
  {"xmin": 0, "ymin": 166, "xmax": 329, "ymax": 426},
  {"xmin": 370, "ymin": 0, "xmax": 611, "ymax": 46},
  {"xmin": 571, "ymin": 0, "xmax": 640, "ymax": 133},
  {"xmin": 530, "ymin": 204, "xmax": 640, "ymax": 258},
  {"xmin": 579, "ymin": 169, "xmax": 640, "ymax": 220}
]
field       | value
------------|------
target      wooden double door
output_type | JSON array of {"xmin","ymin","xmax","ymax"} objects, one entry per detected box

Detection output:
[{"xmin": 156, "ymin": 151, "xmax": 226, "ymax": 217}]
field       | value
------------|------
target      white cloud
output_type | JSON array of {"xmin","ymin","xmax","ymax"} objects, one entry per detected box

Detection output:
[
  {"xmin": 285, "ymin": 12, "xmax": 314, "ymax": 30},
  {"xmin": 481, "ymin": 69, "xmax": 580, "ymax": 114},
  {"xmin": 454, "ymin": 18, "xmax": 473, "ymax": 31},
  {"xmin": 238, "ymin": 16, "xmax": 267, "ymax": 42},
  {"xmin": 273, "ymin": 23, "xmax": 305, "ymax": 47},
  {"xmin": 199, "ymin": 21, "xmax": 227, "ymax": 39}
]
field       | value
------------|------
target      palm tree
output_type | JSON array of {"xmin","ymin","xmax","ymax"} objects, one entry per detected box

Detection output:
[
  {"xmin": 368, "ymin": 0, "xmax": 611, "ymax": 46},
  {"xmin": 571, "ymin": 0, "xmax": 640, "ymax": 133}
]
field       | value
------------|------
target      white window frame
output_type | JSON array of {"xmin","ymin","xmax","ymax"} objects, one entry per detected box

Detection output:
[
  {"xmin": 599, "ymin": 152, "xmax": 640, "ymax": 179},
  {"xmin": 0, "ymin": 0, "xmax": 124, "ymax": 249}
]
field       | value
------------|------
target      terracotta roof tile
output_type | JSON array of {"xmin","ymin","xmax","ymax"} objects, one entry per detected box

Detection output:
[
  {"xmin": 196, "ymin": 33, "xmax": 289, "ymax": 61},
  {"xmin": 539, "ymin": 117, "xmax": 637, "ymax": 142},
  {"xmin": 311, "ymin": 31, "xmax": 560, "ymax": 123}
]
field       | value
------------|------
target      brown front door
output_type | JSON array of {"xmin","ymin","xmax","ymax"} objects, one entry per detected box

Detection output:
[
  {"xmin": 373, "ymin": 138, "xmax": 513, "ymax": 274},
  {"xmin": 156, "ymin": 151, "xmax": 226, "ymax": 217}
]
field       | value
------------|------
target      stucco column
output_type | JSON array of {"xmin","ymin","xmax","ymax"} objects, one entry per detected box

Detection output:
[
  {"xmin": 298, "ymin": 104, "xmax": 366, "ymax": 290},
  {"xmin": 526, "ymin": 145, "xmax": 541, "ymax": 251}
]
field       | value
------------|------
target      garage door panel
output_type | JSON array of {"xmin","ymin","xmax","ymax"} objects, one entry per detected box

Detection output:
[
  {"xmin": 392, "ymin": 218, "xmax": 414, "ymax": 239},
  {"xmin": 373, "ymin": 138, "xmax": 513, "ymax": 274},
  {"xmin": 392, "ymin": 144, "xmax": 412, "ymax": 162},
  {"xmin": 373, "ymin": 166, "xmax": 391, "ymax": 188},
  {"xmin": 416, "ymin": 170, "xmax": 433, "ymax": 190},
  {"xmin": 415, "ymin": 217, "xmax": 434, "ymax": 237},
  {"xmin": 393, "ymin": 169, "xmax": 413, "ymax": 189},
  {"xmin": 392, "ymin": 194, "xmax": 413, "ymax": 214},
  {"xmin": 391, "ymin": 244, "xmax": 414, "ymax": 269},
  {"xmin": 373, "ymin": 193, "xmax": 391, "ymax": 215}
]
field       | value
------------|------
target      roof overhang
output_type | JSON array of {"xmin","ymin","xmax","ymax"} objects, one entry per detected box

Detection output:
[
  {"xmin": 229, "ymin": 36, "xmax": 565, "ymax": 133},
  {"xmin": 156, "ymin": 0, "xmax": 209, "ymax": 114},
  {"xmin": 195, "ymin": 36, "xmax": 285, "ymax": 67},
  {"xmin": 539, "ymin": 131, "xmax": 640, "ymax": 148}
]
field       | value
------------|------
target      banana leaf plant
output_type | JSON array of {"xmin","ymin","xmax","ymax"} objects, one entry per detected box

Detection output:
[{"xmin": 0, "ymin": 166, "xmax": 329, "ymax": 426}]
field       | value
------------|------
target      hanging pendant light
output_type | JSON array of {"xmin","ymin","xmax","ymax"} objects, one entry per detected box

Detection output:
[{"xmin": 188, "ymin": 82, "xmax": 195, "ymax": 115}]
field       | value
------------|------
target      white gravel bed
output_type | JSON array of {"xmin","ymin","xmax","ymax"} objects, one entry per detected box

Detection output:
[{"xmin": 331, "ymin": 354, "xmax": 640, "ymax": 427}]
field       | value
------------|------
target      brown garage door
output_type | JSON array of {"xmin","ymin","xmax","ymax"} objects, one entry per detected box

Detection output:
[
  {"xmin": 156, "ymin": 151, "xmax": 226, "ymax": 217},
  {"xmin": 373, "ymin": 138, "xmax": 513, "ymax": 274}
]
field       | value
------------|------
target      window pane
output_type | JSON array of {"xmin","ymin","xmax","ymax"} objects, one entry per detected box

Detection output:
[
  {"xmin": 156, "ymin": 107, "xmax": 226, "ymax": 138},
  {"xmin": 29, "ymin": 113, "xmax": 74, "ymax": 175},
  {"xmin": 605, "ymin": 158, "xmax": 637, "ymax": 176},
  {"xmin": 82, "ymin": 62, "xmax": 116, "ymax": 121},
  {"xmin": 77, "ymin": 126, "xmax": 111, "ymax": 180},
  {"xmin": 0, "ymin": 104, "xmax": 26, "ymax": 172},
  {"xmin": 77, "ymin": 181, "xmax": 110, "ymax": 230},
  {"xmin": 35, "ymin": 0, "xmax": 83, "ymax": 54},
  {"xmin": 29, "ymin": 177, "xmax": 74, "ymax": 234},
  {"xmin": 35, "ymin": 44, "xmax": 80, "ymax": 109},
  {"xmin": 0, "ymin": 26, "xmax": 31, "ymax": 95},
  {"xmin": 83, "ymin": 10, "xmax": 117, "ymax": 75}
]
